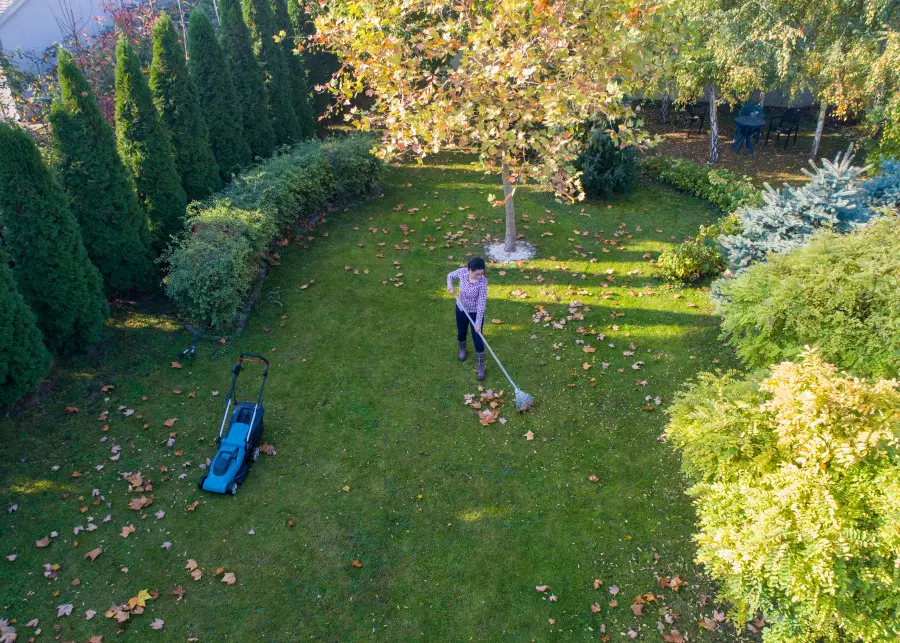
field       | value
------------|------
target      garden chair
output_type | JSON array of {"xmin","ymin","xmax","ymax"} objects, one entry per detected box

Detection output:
[
  {"xmin": 684, "ymin": 103, "xmax": 705, "ymax": 135},
  {"xmin": 766, "ymin": 108, "xmax": 801, "ymax": 149}
]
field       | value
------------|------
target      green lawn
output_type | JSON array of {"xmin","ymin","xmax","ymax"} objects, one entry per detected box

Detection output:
[{"xmin": 1, "ymin": 154, "xmax": 742, "ymax": 641}]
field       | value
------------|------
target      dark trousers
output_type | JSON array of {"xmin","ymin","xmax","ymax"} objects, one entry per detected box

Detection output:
[{"xmin": 456, "ymin": 306, "xmax": 484, "ymax": 352}]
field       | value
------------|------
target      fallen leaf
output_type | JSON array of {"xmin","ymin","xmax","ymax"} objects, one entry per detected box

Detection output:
[
  {"xmin": 65, "ymin": 406, "xmax": 79, "ymax": 414},
  {"xmin": 171, "ymin": 586, "xmax": 185, "ymax": 600},
  {"xmin": 591, "ymin": 603, "xmax": 601, "ymax": 614},
  {"xmin": 221, "ymin": 572, "xmax": 236, "ymax": 585},
  {"xmin": 57, "ymin": 603, "xmax": 73, "ymax": 617},
  {"xmin": 127, "ymin": 589, "xmax": 152, "ymax": 611},
  {"xmin": 120, "ymin": 524, "xmax": 136, "ymax": 538},
  {"xmin": 171, "ymin": 361, "xmax": 183, "ymax": 369},
  {"xmin": 191, "ymin": 569, "xmax": 203, "ymax": 581},
  {"xmin": 536, "ymin": 585, "xmax": 549, "ymax": 592},
  {"xmin": 84, "ymin": 547, "xmax": 103, "ymax": 561},
  {"xmin": 523, "ymin": 430, "xmax": 534, "ymax": 441},
  {"xmin": 85, "ymin": 609, "xmax": 97, "ymax": 620},
  {"xmin": 163, "ymin": 418, "xmax": 177, "ymax": 428},
  {"xmin": 36, "ymin": 536, "xmax": 50, "ymax": 548},
  {"xmin": 351, "ymin": 559, "xmax": 362, "ymax": 568},
  {"xmin": 150, "ymin": 618, "xmax": 164, "ymax": 630}
]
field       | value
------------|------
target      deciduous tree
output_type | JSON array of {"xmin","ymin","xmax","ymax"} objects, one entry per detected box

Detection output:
[{"xmin": 314, "ymin": 0, "xmax": 657, "ymax": 253}]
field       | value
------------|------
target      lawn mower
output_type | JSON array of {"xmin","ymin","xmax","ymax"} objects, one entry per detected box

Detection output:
[{"xmin": 198, "ymin": 353, "xmax": 269, "ymax": 495}]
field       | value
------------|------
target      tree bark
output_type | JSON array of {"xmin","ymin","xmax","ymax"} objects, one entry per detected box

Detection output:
[
  {"xmin": 659, "ymin": 83, "xmax": 671, "ymax": 124},
  {"xmin": 708, "ymin": 88, "xmax": 719, "ymax": 163},
  {"xmin": 811, "ymin": 100, "xmax": 827, "ymax": 158},
  {"xmin": 502, "ymin": 162, "xmax": 517, "ymax": 253}
]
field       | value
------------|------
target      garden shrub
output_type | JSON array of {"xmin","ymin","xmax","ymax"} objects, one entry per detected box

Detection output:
[
  {"xmin": 576, "ymin": 126, "xmax": 637, "ymax": 198},
  {"xmin": 656, "ymin": 214, "xmax": 739, "ymax": 284},
  {"xmin": 656, "ymin": 239, "xmax": 723, "ymax": 283},
  {"xmin": 643, "ymin": 155, "xmax": 760, "ymax": 212},
  {"xmin": 717, "ymin": 217, "xmax": 900, "ymax": 379},
  {"xmin": 164, "ymin": 227, "xmax": 256, "ymax": 330},
  {"xmin": 665, "ymin": 350, "xmax": 900, "ymax": 642},
  {"xmin": 165, "ymin": 135, "xmax": 383, "ymax": 328},
  {"xmin": 861, "ymin": 157, "xmax": 900, "ymax": 208},
  {"xmin": 0, "ymin": 251, "xmax": 52, "ymax": 407}
]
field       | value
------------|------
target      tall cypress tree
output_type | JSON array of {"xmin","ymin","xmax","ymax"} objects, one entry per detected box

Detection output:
[
  {"xmin": 115, "ymin": 37, "xmax": 188, "ymax": 251},
  {"xmin": 150, "ymin": 13, "xmax": 221, "ymax": 202},
  {"xmin": 242, "ymin": 0, "xmax": 300, "ymax": 145},
  {"xmin": 50, "ymin": 48, "xmax": 157, "ymax": 292},
  {"xmin": 0, "ymin": 123, "xmax": 109, "ymax": 355},
  {"xmin": 271, "ymin": 0, "xmax": 315, "ymax": 138},
  {"xmin": 220, "ymin": 0, "xmax": 276, "ymax": 159},
  {"xmin": 0, "ymin": 250, "xmax": 52, "ymax": 407},
  {"xmin": 287, "ymin": 0, "xmax": 339, "ymax": 119},
  {"xmin": 188, "ymin": 9, "xmax": 252, "ymax": 181}
]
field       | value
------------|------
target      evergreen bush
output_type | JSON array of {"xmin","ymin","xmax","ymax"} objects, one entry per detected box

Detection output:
[
  {"xmin": 718, "ymin": 149, "xmax": 875, "ymax": 273},
  {"xmin": 150, "ymin": 13, "xmax": 221, "ymax": 202},
  {"xmin": 188, "ymin": 9, "xmax": 252, "ymax": 181},
  {"xmin": 164, "ymin": 135, "xmax": 383, "ymax": 328},
  {"xmin": 718, "ymin": 217, "xmax": 900, "ymax": 379},
  {"xmin": 0, "ymin": 251, "xmax": 52, "ymax": 407},
  {"xmin": 115, "ymin": 37, "xmax": 188, "ymax": 251},
  {"xmin": 243, "ymin": 0, "xmax": 300, "ymax": 145},
  {"xmin": 665, "ymin": 350, "xmax": 900, "ymax": 642},
  {"xmin": 643, "ymin": 155, "xmax": 760, "ymax": 212},
  {"xmin": 576, "ymin": 125, "xmax": 636, "ymax": 198},
  {"xmin": 287, "ymin": 0, "xmax": 339, "ymax": 119},
  {"xmin": 271, "ymin": 0, "xmax": 316, "ymax": 138},
  {"xmin": 0, "ymin": 123, "xmax": 109, "ymax": 354},
  {"xmin": 50, "ymin": 48, "xmax": 157, "ymax": 292},
  {"xmin": 220, "ymin": 0, "xmax": 276, "ymax": 159}
]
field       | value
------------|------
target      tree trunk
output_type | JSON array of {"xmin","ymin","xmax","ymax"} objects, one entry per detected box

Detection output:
[
  {"xmin": 758, "ymin": 90, "xmax": 765, "ymax": 108},
  {"xmin": 811, "ymin": 100, "xmax": 827, "ymax": 158},
  {"xmin": 708, "ymin": 88, "xmax": 719, "ymax": 163},
  {"xmin": 659, "ymin": 83, "xmax": 671, "ymax": 124},
  {"xmin": 502, "ymin": 162, "xmax": 517, "ymax": 253}
]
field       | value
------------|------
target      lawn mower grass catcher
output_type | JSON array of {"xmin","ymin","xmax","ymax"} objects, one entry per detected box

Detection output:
[{"xmin": 199, "ymin": 353, "xmax": 269, "ymax": 495}]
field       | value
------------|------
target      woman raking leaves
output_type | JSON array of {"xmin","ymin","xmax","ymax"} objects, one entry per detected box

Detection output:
[{"xmin": 447, "ymin": 257, "xmax": 488, "ymax": 381}]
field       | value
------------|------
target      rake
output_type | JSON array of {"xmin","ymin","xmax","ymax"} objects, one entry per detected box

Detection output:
[{"xmin": 455, "ymin": 297, "xmax": 534, "ymax": 412}]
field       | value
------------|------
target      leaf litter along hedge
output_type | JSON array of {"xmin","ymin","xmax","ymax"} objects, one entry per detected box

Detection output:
[{"xmin": 163, "ymin": 134, "xmax": 384, "ymax": 328}]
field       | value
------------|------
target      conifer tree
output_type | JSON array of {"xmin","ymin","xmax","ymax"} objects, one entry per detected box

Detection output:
[
  {"xmin": 188, "ymin": 9, "xmax": 252, "ymax": 181},
  {"xmin": 272, "ymin": 0, "xmax": 315, "ymax": 138},
  {"xmin": 115, "ymin": 37, "xmax": 188, "ymax": 251},
  {"xmin": 242, "ymin": 0, "xmax": 300, "ymax": 145},
  {"xmin": 287, "ymin": 0, "xmax": 339, "ymax": 119},
  {"xmin": 50, "ymin": 48, "xmax": 157, "ymax": 292},
  {"xmin": 0, "ymin": 123, "xmax": 109, "ymax": 354},
  {"xmin": 150, "ymin": 13, "xmax": 221, "ymax": 202},
  {"xmin": 220, "ymin": 0, "xmax": 276, "ymax": 159},
  {"xmin": 0, "ymin": 250, "xmax": 52, "ymax": 407}
]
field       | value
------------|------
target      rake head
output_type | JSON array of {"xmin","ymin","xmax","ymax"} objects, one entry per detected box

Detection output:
[{"xmin": 515, "ymin": 388, "xmax": 534, "ymax": 412}]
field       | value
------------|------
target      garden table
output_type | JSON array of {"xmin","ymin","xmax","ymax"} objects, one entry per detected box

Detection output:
[{"xmin": 731, "ymin": 115, "xmax": 766, "ymax": 154}]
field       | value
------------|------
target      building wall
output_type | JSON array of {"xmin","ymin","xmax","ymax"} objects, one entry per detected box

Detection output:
[{"xmin": 0, "ymin": 0, "xmax": 105, "ymax": 58}]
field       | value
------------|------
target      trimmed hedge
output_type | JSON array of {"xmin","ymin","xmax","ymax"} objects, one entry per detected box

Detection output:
[
  {"xmin": 643, "ymin": 155, "xmax": 760, "ymax": 213},
  {"xmin": 164, "ymin": 134, "xmax": 383, "ymax": 328}
]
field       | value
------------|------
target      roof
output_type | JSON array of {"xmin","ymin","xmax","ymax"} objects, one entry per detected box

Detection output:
[
  {"xmin": 0, "ymin": 0, "xmax": 14, "ymax": 15},
  {"xmin": 0, "ymin": 0, "xmax": 25, "ymax": 24}
]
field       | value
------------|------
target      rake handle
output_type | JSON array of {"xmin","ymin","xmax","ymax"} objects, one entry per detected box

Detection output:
[{"xmin": 454, "ymin": 297, "xmax": 520, "ymax": 392}]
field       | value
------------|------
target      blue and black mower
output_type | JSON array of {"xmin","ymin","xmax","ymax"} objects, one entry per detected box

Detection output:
[{"xmin": 199, "ymin": 353, "xmax": 269, "ymax": 495}]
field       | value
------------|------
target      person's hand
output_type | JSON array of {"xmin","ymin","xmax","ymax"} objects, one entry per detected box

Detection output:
[
  {"xmin": 448, "ymin": 287, "xmax": 455, "ymax": 296},
  {"xmin": 474, "ymin": 327, "xmax": 481, "ymax": 335}
]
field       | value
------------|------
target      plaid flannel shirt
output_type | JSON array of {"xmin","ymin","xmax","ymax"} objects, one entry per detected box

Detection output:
[{"xmin": 447, "ymin": 267, "xmax": 488, "ymax": 330}]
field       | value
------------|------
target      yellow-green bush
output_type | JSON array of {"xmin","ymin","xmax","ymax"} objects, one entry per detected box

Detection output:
[{"xmin": 665, "ymin": 350, "xmax": 900, "ymax": 642}]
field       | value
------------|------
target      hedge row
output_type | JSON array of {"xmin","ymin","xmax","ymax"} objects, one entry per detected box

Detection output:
[
  {"xmin": 643, "ymin": 155, "xmax": 760, "ymax": 213},
  {"xmin": 163, "ymin": 134, "xmax": 384, "ymax": 329}
]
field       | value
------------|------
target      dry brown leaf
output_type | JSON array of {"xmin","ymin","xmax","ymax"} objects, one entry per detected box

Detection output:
[
  {"xmin": 84, "ymin": 547, "xmax": 103, "ymax": 561},
  {"xmin": 120, "ymin": 524, "xmax": 136, "ymax": 538},
  {"xmin": 163, "ymin": 418, "xmax": 177, "ymax": 428},
  {"xmin": 35, "ymin": 536, "xmax": 50, "ymax": 548},
  {"xmin": 171, "ymin": 362, "xmax": 183, "ymax": 369},
  {"xmin": 221, "ymin": 572, "xmax": 236, "ymax": 585}
]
